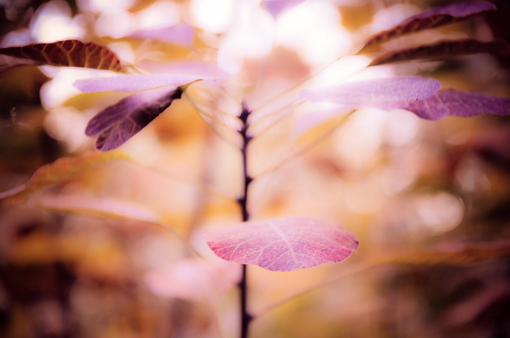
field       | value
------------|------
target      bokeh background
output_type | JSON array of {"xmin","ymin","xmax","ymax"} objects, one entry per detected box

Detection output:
[{"xmin": 1, "ymin": 0, "xmax": 510, "ymax": 337}]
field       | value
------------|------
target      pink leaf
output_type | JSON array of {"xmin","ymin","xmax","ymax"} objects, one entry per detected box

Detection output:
[
  {"xmin": 130, "ymin": 23, "xmax": 194, "ymax": 47},
  {"xmin": 374, "ymin": 89, "xmax": 510, "ymax": 120},
  {"xmin": 73, "ymin": 73, "xmax": 210, "ymax": 92},
  {"xmin": 204, "ymin": 217, "xmax": 359, "ymax": 272},
  {"xmin": 299, "ymin": 76, "xmax": 440, "ymax": 105}
]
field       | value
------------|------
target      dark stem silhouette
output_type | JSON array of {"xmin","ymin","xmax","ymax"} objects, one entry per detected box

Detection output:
[{"xmin": 237, "ymin": 103, "xmax": 253, "ymax": 338}]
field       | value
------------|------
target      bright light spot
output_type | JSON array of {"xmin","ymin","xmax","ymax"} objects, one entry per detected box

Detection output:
[
  {"xmin": 39, "ymin": 67, "xmax": 112, "ymax": 109},
  {"xmin": 307, "ymin": 55, "xmax": 371, "ymax": 90},
  {"xmin": 78, "ymin": 0, "xmax": 136, "ymax": 13},
  {"xmin": 44, "ymin": 107, "xmax": 90, "ymax": 152},
  {"xmin": 333, "ymin": 108, "xmax": 386, "ymax": 171},
  {"xmin": 135, "ymin": 1, "xmax": 180, "ymax": 29},
  {"xmin": 0, "ymin": 29, "xmax": 32, "ymax": 47},
  {"xmin": 30, "ymin": 1, "xmax": 84, "ymax": 42},
  {"xmin": 189, "ymin": 0, "xmax": 234, "ymax": 34},
  {"xmin": 276, "ymin": 0, "xmax": 351, "ymax": 67},
  {"xmin": 455, "ymin": 156, "xmax": 490, "ymax": 193},
  {"xmin": 218, "ymin": 1, "xmax": 275, "ymax": 74},
  {"xmin": 383, "ymin": 109, "xmax": 420, "ymax": 147},
  {"xmin": 107, "ymin": 42, "xmax": 135, "ymax": 65},
  {"xmin": 370, "ymin": 4, "xmax": 420, "ymax": 33},
  {"xmin": 95, "ymin": 10, "xmax": 133, "ymax": 38},
  {"xmin": 416, "ymin": 192, "xmax": 464, "ymax": 233}
]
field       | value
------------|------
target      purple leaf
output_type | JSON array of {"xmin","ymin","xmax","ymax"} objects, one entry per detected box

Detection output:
[
  {"xmin": 85, "ymin": 87, "xmax": 182, "ymax": 151},
  {"xmin": 299, "ymin": 76, "xmax": 440, "ymax": 105},
  {"xmin": 204, "ymin": 217, "xmax": 359, "ymax": 272},
  {"xmin": 360, "ymin": 1, "xmax": 496, "ymax": 52},
  {"xmin": 370, "ymin": 39, "xmax": 510, "ymax": 66},
  {"xmin": 375, "ymin": 89, "xmax": 510, "ymax": 120},
  {"xmin": 130, "ymin": 23, "xmax": 194, "ymax": 47},
  {"xmin": 73, "ymin": 74, "xmax": 210, "ymax": 93}
]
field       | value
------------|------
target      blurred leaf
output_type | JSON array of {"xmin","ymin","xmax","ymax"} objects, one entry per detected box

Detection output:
[
  {"xmin": 360, "ymin": 1, "xmax": 496, "ymax": 53},
  {"xmin": 204, "ymin": 217, "xmax": 359, "ymax": 272},
  {"xmin": 0, "ymin": 151, "xmax": 131, "ymax": 202},
  {"xmin": 374, "ymin": 241, "xmax": 510, "ymax": 265},
  {"xmin": 299, "ymin": 76, "xmax": 440, "ymax": 105},
  {"xmin": 370, "ymin": 39, "xmax": 510, "ymax": 66},
  {"xmin": 85, "ymin": 87, "xmax": 183, "ymax": 151},
  {"xmin": 36, "ymin": 195, "xmax": 163, "ymax": 225},
  {"xmin": 130, "ymin": 23, "xmax": 194, "ymax": 47},
  {"xmin": 374, "ymin": 89, "xmax": 510, "ymax": 120},
  {"xmin": 0, "ymin": 40, "xmax": 124, "ymax": 71},
  {"xmin": 73, "ymin": 74, "xmax": 210, "ymax": 93}
]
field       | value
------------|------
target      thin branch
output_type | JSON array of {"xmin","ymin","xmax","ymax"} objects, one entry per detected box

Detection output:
[{"xmin": 252, "ymin": 261, "xmax": 375, "ymax": 319}]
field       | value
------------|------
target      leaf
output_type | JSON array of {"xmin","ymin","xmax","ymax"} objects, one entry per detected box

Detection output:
[
  {"xmin": 85, "ymin": 86, "xmax": 183, "ymax": 151},
  {"xmin": 299, "ymin": 76, "xmax": 440, "ymax": 105},
  {"xmin": 373, "ymin": 89, "xmax": 510, "ymax": 120},
  {"xmin": 37, "ymin": 195, "xmax": 163, "ymax": 224},
  {"xmin": 373, "ymin": 241, "xmax": 510, "ymax": 266},
  {"xmin": 0, "ymin": 40, "xmax": 124, "ymax": 71},
  {"xmin": 204, "ymin": 217, "xmax": 359, "ymax": 272},
  {"xmin": 0, "ymin": 151, "xmax": 130, "ymax": 202},
  {"xmin": 360, "ymin": 1, "xmax": 497, "ymax": 53},
  {"xmin": 370, "ymin": 39, "xmax": 510, "ymax": 66},
  {"xmin": 130, "ymin": 23, "xmax": 194, "ymax": 47},
  {"xmin": 73, "ymin": 73, "xmax": 210, "ymax": 93}
]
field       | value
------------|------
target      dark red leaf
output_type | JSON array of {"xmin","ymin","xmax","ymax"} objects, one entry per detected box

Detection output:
[
  {"xmin": 204, "ymin": 217, "xmax": 359, "ymax": 272},
  {"xmin": 374, "ymin": 89, "xmax": 510, "ymax": 120},
  {"xmin": 0, "ymin": 40, "xmax": 124, "ymax": 71},
  {"xmin": 86, "ymin": 87, "xmax": 182, "ymax": 151},
  {"xmin": 370, "ymin": 39, "xmax": 510, "ymax": 66},
  {"xmin": 360, "ymin": 1, "xmax": 496, "ymax": 53}
]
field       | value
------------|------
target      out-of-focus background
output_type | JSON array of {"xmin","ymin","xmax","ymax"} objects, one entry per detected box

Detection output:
[{"xmin": 1, "ymin": 0, "xmax": 510, "ymax": 337}]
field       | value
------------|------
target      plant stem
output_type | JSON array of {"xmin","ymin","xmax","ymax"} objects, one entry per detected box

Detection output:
[{"xmin": 237, "ymin": 103, "xmax": 253, "ymax": 338}]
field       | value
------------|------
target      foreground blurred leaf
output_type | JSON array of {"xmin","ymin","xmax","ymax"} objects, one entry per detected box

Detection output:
[
  {"xmin": 299, "ymin": 76, "xmax": 440, "ymax": 105},
  {"xmin": 85, "ymin": 87, "xmax": 183, "ymax": 151},
  {"xmin": 37, "ymin": 195, "xmax": 163, "ymax": 224},
  {"xmin": 0, "ymin": 151, "xmax": 130, "ymax": 202},
  {"xmin": 74, "ymin": 74, "xmax": 210, "ymax": 92},
  {"xmin": 370, "ymin": 39, "xmax": 510, "ymax": 66},
  {"xmin": 360, "ymin": 1, "xmax": 496, "ymax": 53},
  {"xmin": 204, "ymin": 217, "xmax": 359, "ymax": 272},
  {"xmin": 374, "ymin": 241, "xmax": 510, "ymax": 266},
  {"xmin": 374, "ymin": 89, "xmax": 510, "ymax": 120},
  {"xmin": 0, "ymin": 40, "xmax": 124, "ymax": 71}
]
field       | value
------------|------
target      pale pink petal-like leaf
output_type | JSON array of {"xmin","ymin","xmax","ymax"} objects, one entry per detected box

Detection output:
[
  {"xmin": 299, "ymin": 76, "xmax": 440, "ymax": 105},
  {"xmin": 136, "ymin": 59, "xmax": 228, "ymax": 79},
  {"xmin": 73, "ymin": 73, "xmax": 209, "ymax": 92},
  {"xmin": 360, "ymin": 1, "xmax": 496, "ymax": 52},
  {"xmin": 374, "ymin": 89, "xmax": 510, "ymax": 120},
  {"xmin": 85, "ymin": 86, "xmax": 182, "ymax": 151},
  {"xmin": 130, "ymin": 23, "xmax": 194, "ymax": 47},
  {"xmin": 204, "ymin": 217, "xmax": 359, "ymax": 272}
]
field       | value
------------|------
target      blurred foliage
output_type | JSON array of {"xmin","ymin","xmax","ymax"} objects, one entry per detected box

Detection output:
[{"xmin": 0, "ymin": 0, "xmax": 509, "ymax": 337}]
